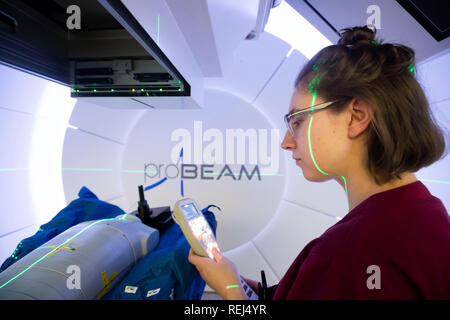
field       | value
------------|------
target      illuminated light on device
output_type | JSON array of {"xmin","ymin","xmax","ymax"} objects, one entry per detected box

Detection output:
[
  {"xmin": 206, "ymin": 241, "xmax": 219, "ymax": 259},
  {"xmin": 159, "ymin": 88, "xmax": 163, "ymax": 92},
  {"xmin": 190, "ymin": 222, "xmax": 203, "ymax": 240}
]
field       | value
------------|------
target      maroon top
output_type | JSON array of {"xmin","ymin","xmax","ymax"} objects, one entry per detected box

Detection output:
[{"xmin": 272, "ymin": 181, "xmax": 450, "ymax": 299}]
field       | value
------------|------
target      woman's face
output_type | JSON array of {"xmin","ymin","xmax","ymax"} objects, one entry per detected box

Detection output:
[{"xmin": 281, "ymin": 87, "xmax": 350, "ymax": 182}]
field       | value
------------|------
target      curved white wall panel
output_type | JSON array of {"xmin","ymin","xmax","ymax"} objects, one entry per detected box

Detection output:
[
  {"xmin": 0, "ymin": 64, "xmax": 47, "ymax": 114},
  {"xmin": 415, "ymin": 50, "xmax": 450, "ymax": 213},
  {"xmin": 205, "ymin": 32, "xmax": 291, "ymax": 105},
  {"xmin": 29, "ymin": 83, "xmax": 76, "ymax": 228},
  {"xmin": 0, "ymin": 64, "xmax": 73, "ymax": 262},
  {"xmin": 62, "ymin": 128, "xmax": 123, "ymax": 203},
  {"xmin": 120, "ymin": 88, "xmax": 285, "ymax": 251},
  {"xmin": 68, "ymin": 100, "xmax": 145, "ymax": 144}
]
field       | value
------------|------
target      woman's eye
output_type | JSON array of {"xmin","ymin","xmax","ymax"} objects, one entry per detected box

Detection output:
[{"xmin": 292, "ymin": 118, "xmax": 304, "ymax": 129}]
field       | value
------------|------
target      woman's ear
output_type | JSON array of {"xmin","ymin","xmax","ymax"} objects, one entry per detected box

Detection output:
[{"xmin": 347, "ymin": 98, "xmax": 373, "ymax": 139}]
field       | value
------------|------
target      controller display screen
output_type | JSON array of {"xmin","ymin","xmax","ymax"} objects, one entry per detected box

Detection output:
[{"xmin": 181, "ymin": 203, "xmax": 200, "ymax": 221}]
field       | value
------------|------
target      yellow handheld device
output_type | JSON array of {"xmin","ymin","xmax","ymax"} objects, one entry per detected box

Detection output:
[
  {"xmin": 173, "ymin": 198, "xmax": 259, "ymax": 299},
  {"xmin": 173, "ymin": 198, "xmax": 219, "ymax": 259}
]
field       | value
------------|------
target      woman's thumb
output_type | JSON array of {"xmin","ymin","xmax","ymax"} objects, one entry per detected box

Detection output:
[{"xmin": 212, "ymin": 246, "xmax": 222, "ymax": 262}]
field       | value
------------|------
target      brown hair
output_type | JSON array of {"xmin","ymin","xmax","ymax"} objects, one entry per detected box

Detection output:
[{"xmin": 295, "ymin": 26, "xmax": 447, "ymax": 185}]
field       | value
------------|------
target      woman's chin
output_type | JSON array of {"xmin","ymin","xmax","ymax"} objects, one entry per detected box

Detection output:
[{"xmin": 300, "ymin": 166, "xmax": 331, "ymax": 182}]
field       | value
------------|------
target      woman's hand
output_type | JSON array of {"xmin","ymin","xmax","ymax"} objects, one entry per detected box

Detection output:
[{"xmin": 188, "ymin": 248, "xmax": 247, "ymax": 300}]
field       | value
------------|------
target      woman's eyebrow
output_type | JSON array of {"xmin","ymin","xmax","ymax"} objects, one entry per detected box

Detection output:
[
  {"xmin": 288, "ymin": 106, "xmax": 306, "ymax": 115},
  {"xmin": 288, "ymin": 106, "xmax": 297, "ymax": 114}
]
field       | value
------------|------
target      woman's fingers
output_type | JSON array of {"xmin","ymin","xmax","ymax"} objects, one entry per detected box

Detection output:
[
  {"xmin": 212, "ymin": 246, "xmax": 223, "ymax": 262},
  {"xmin": 188, "ymin": 248, "xmax": 214, "ymax": 270}
]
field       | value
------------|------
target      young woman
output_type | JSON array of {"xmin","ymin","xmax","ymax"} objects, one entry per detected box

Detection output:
[{"xmin": 188, "ymin": 26, "xmax": 450, "ymax": 299}]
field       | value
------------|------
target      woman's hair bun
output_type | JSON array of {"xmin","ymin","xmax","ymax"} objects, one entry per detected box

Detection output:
[{"xmin": 337, "ymin": 26, "xmax": 377, "ymax": 46}]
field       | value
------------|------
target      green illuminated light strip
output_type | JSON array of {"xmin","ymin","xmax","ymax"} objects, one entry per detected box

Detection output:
[
  {"xmin": 306, "ymin": 73, "xmax": 350, "ymax": 212},
  {"xmin": 226, "ymin": 285, "xmax": 239, "ymax": 289},
  {"xmin": 307, "ymin": 115, "xmax": 328, "ymax": 176},
  {"xmin": 341, "ymin": 175, "xmax": 349, "ymax": 211},
  {"xmin": 0, "ymin": 218, "xmax": 115, "ymax": 289},
  {"xmin": 35, "ymin": 246, "xmax": 75, "ymax": 251},
  {"xmin": 310, "ymin": 90, "xmax": 317, "ymax": 111}
]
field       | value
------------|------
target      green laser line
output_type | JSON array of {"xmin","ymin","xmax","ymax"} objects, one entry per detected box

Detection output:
[
  {"xmin": 341, "ymin": 175, "xmax": 349, "ymax": 211},
  {"xmin": 35, "ymin": 246, "xmax": 75, "ymax": 251},
  {"xmin": 226, "ymin": 285, "xmax": 239, "ymax": 289},
  {"xmin": 306, "ymin": 71, "xmax": 350, "ymax": 212},
  {"xmin": 0, "ymin": 218, "xmax": 115, "ymax": 289},
  {"xmin": 307, "ymin": 115, "xmax": 328, "ymax": 176}
]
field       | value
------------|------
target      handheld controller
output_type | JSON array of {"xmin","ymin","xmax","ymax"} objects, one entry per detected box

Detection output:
[
  {"xmin": 173, "ymin": 198, "xmax": 258, "ymax": 299},
  {"xmin": 173, "ymin": 198, "xmax": 219, "ymax": 259}
]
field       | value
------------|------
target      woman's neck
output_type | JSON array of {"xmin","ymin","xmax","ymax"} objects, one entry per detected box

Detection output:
[{"xmin": 337, "ymin": 170, "xmax": 418, "ymax": 212}]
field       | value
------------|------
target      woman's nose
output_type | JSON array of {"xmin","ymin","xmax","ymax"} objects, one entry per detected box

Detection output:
[{"xmin": 281, "ymin": 130, "xmax": 297, "ymax": 150}]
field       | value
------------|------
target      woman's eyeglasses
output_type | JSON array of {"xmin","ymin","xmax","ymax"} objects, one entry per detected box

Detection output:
[{"xmin": 284, "ymin": 100, "xmax": 341, "ymax": 136}]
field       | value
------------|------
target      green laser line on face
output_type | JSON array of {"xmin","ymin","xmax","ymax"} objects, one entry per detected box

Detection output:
[{"xmin": 304, "ymin": 68, "xmax": 350, "ymax": 212}]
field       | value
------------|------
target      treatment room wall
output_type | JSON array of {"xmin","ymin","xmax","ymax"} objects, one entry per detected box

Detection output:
[
  {"xmin": 120, "ymin": 88, "xmax": 285, "ymax": 252},
  {"xmin": 415, "ymin": 49, "xmax": 450, "ymax": 212}
]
